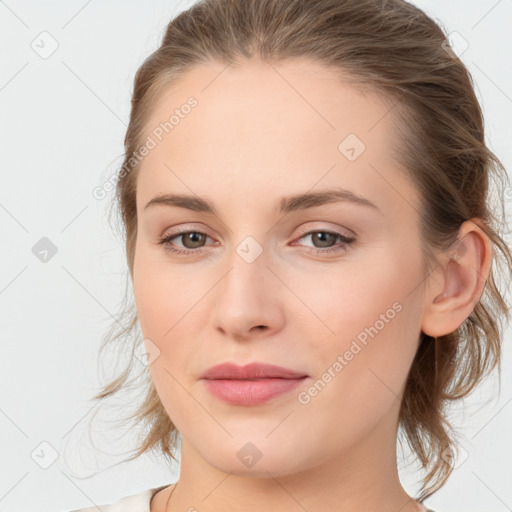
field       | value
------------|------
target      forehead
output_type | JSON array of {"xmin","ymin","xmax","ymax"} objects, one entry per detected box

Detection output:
[
  {"xmin": 142, "ymin": 58, "xmax": 393, "ymax": 151},
  {"xmin": 136, "ymin": 58, "xmax": 417, "ymax": 216}
]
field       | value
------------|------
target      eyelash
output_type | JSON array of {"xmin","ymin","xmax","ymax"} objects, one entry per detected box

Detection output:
[{"xmin": 157, "ymin": 228, "xmax": 356, "ymax": 256}]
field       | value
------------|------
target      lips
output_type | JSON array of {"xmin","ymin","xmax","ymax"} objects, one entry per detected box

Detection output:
[
  {"xmin": 201, "ymin": 362, "xmax": 309, "ymax": 406},
  {"xmin": 201, "ymin": 362, "xmax": 308, "ymax": 380}
]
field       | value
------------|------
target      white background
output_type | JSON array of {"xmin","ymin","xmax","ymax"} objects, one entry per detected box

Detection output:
[{"xmin": 0, "ymin": 1, "xmax": 511, "ymax": 511}]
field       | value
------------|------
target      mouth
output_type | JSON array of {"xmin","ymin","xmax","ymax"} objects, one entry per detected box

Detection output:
[
  {"xmin": 202, "ymin": 376, "xmax": 308, "ymax": 405},
  {"xmin": 201, "ymin": 362, "xmax": 309, "ymax": 406},
  {"xmin": 201, "ymin": 361, "xmax": 308, "ymax": 380}
]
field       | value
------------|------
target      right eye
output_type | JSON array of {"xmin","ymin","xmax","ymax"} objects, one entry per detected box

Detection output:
[{"xmin": 158, "ymin": 230, "xmax": 214, "ymax": 255}]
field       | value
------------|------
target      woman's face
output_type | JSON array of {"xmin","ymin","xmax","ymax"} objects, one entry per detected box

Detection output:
[{"xmin": 133, "ymin": 58, "xmax": 430, "ymax": 477}]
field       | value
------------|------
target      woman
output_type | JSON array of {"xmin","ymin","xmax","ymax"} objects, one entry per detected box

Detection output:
[{"xmin": 71, "ymin": 0, "xmax": 511, "ymax": 510}]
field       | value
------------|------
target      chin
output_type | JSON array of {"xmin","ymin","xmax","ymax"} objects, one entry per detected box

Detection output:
[{"xmin": 199, "ymin": 437, "xmax": 313, "ymax": 479}]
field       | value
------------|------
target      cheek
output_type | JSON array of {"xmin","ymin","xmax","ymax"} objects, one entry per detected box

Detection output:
[
  {"xmin": 132, "ymin": 243, "xmax": 212, "ymax": 394},
  {"xmin": 292, "ymin": 249, "xmax": 416, "ymax": 345},
  {"xmin": 336, "ymin": 240, "xmax": 422, "ymax": 332},
  {"xmin": 298, "ymin": 248, "xmax": 424, "ymax": 400},
  {"xmin": 133, "ymin": 250, "xmax": 204, "ymax": 432},
  {"xmin": 133, "ymin": 244, "xmax": 203, "ymax": 337}
]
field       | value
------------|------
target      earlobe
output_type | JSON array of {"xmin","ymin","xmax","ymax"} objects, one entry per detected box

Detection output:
[{"xmin": 421, "ymin": 219, "xmax": 492, "ymax": 338}]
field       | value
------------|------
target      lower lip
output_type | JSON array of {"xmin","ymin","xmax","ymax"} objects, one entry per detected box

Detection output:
[{"xmin": 202, "ymin": 377, "xmax": 308, "ymax": 405}]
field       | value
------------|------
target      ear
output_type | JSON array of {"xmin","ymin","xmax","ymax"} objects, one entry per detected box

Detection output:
[{"xmin": 421, "ymin": 218, "xmax": 493, "ymax": 338}]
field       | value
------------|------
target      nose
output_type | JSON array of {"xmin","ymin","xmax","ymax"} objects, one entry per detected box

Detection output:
[{"xmin": 211, "ymin": 244, "xmax": 285, "ymax": 341}]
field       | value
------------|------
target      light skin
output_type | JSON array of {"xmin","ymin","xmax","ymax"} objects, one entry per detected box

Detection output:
[{"xmin": 130, "ymin": 58, "xmax": 492, "ymax": 512}]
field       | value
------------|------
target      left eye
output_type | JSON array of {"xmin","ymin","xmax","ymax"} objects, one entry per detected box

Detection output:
[
  {"xmin": 293, "ymin": 230, "xmax": 355, "ymax": 254},
  {"xmin": 157, "ymin": 229, "xmax": 355, "ymax": 256}
]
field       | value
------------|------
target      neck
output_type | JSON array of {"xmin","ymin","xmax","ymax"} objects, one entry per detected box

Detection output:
[{"xmin": 161, "ymin": 410, "xmax": 423, "ymax": 512}]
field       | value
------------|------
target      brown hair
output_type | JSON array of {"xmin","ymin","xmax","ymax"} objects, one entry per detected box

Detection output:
[{"xmin": 90, "ymin": 0, "xmax": 511, "ymax": 502}]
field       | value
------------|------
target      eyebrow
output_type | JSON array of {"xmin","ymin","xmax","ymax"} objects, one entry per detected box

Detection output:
[{"xmin": 143, "ymin": 188, "xmax": 381, "ymax": 216}]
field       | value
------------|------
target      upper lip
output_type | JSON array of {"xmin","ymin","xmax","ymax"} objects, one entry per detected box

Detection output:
[{"xmin": 201, "ymin": 362, "xmax": 308, "ymax": 380}]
